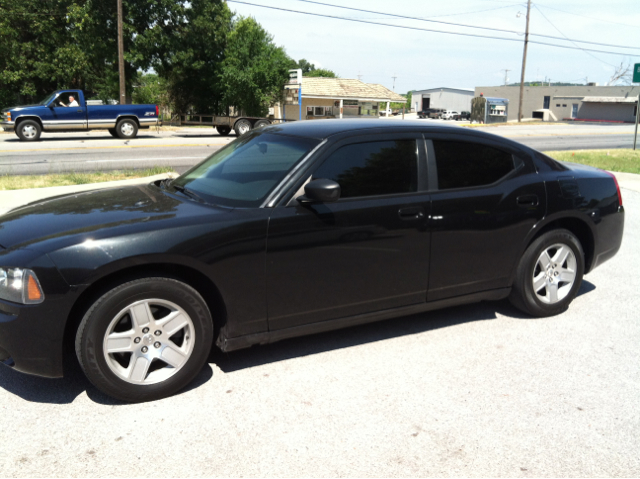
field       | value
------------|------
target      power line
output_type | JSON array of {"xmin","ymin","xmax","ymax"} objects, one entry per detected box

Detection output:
[
  {"xmin": 288, "ymin": 0, "xmax": 640, "ymax": 51},
  {"xmin": 227, "ymin": 1, "xmax": 640, "ymax": 57},
  {"xmin": 533, "ymin": 3, "xmax": 640, "ymax": 30},
  {"xmin": 533, "ymin": 4, "xmax": 617, "ymax": 69}
]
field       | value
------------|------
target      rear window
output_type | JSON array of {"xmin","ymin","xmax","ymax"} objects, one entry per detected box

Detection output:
[{"xmin": 433, "ymin": 141, "xmax": 515, "ymax": 190}]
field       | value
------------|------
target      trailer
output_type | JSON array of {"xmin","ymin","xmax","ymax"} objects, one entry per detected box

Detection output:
[{"xmin": 178, "ymin": 114, "xmax": 276, "ymax": 136}]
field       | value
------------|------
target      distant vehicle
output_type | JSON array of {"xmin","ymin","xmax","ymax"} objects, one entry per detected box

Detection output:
[
  {"xmin": 0, "ymin": 119, "xmax": 624, "ymax": 402},
  {"xmin": 379, "ymin": 108, "xmax": 400, "ymax": 117},
  {"xmin": 441, "ymin": 110, "xmax": 459, "ymax": 120},
  {"xmin": 454, "ymin": 111, "xmax": 471, "ymax": 121},
  {"xmin": 417, "ymin": 108, "xmax": 441, "ymax": 119},
  {"xmin": 0, "ymin": 90, "xmax": 158, "ymax": 141}
]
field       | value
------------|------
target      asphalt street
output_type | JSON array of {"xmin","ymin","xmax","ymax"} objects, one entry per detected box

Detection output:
[
  {"xmin": 0, "ymin": 121, "xmax": 637, "ymax": 175},
  {"xmin": 0, "ymin": 186, "xmax": 638, "ymax": 476}
]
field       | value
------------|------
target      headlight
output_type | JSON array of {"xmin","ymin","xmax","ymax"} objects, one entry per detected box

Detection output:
[{"xmin": 0, "ymin": 267, "xmax": 44, "ymax": 304}]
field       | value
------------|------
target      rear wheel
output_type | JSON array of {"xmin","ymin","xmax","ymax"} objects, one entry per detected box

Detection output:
[
  {"xmin": 216, "ymin": 125, "xmax": 231, "ymax": 136},
  {"xmin": 115, "ymin": 118, "xmax": 138, "ymax": 139},
  {"xmin": 254, "ymin": 119, "xmax": 270, "ymax": 128},
  {"xmin": 16, "ymin": 120, "xmax": 42, "ymax": 141},
  {"xmin": 75, "ymin": 277, "xmax": 214, "ymax": 402},
  {"xmin": 234, "ymin": 119, "xmax": 252, "ymax": 136},
  {"xmin": 509, "ymin": 229, "xmax": 584, "ymax": 317}
]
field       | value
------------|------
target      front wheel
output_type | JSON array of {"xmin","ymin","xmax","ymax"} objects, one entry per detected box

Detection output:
[
  {"xmin": 75, "ymin": 277, "xmax": 214, "ymax": 402},
  {"xmin": 108, "ymin": 128, "xmax": 118, "ymax": 138},
  {"xmin": 115, "ymin": 118, "xmax": 139, "ymax": 139},
  {"xmin": 16, "ymin": 120, "xmax": 42, "ymax": 141},
  {"xmin": 509, "ymin": 229, "xmax": 585, "ymax": 317}
]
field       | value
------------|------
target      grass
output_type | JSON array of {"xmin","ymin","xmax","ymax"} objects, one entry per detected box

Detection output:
[
  {"xmin": 0, "ymin": 166, "xmax": 176, "ymax": 191},
  {"xmin": 542, "ymin": 149, "xmax": 640, "ymax": 174}
]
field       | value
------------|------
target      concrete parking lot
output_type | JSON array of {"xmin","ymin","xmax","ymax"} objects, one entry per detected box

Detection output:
[{"xmin": 0, "ymin": 187, "xmax": 638, "ymax": 476}]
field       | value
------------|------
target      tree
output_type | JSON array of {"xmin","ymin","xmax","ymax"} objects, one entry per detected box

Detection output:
[
  {"xmin": 306, "ymin": 68, "xmax": 338, "ymax": 78},
  {"xmin": 219, "ymin": 17, "xmax": 291, "ymax": 116},
  {"xmin": 608, "ymin": 63, "xmax": 633, "ymax": 86}
]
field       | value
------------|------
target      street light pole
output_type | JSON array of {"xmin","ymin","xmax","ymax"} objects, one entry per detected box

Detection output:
[
  {"xmin": 517, "ymin": 0, "xmax": 531, "ymax": 123},
  {"xmin": 117, "ymin": 0, "xmax": 126, "ymax": 105}
]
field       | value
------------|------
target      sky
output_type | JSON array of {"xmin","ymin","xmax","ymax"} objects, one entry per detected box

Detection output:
[{"xmin": 226, "ymin": 0, "xmax": 640, "ymax": 94}]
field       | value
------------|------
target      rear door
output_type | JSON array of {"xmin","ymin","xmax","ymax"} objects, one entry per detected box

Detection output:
[
  {"xmin": 266, "ymin": 132, "xmax": 431, "ymax": 330},
  {"xmin": 425, "ymin": 135, "xmax": 546, "ymax": 301}
]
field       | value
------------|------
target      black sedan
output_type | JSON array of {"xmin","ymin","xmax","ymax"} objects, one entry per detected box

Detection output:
[{"xmin": 0, "ymin": 120, "xmax": 624, "ymax": 402}]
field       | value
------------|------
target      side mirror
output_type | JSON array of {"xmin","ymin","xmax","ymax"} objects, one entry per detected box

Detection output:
[{"xmin": 297, "ymin": 179, "xmax": 341, "ymax": 204}]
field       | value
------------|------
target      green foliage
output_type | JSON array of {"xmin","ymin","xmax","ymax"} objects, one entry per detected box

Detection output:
[
  {"xmin": 306, "ymin": 68, "xmax": 338, "ymax": 78},
  {"xmin": 219, "ymin": 17, "xmax": 291, "ymax": 117},
  {"xmin": 132, "ymin": 73, "xmax": 168, "ymax": 106}
]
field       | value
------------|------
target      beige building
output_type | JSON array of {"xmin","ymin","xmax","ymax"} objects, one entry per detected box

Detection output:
[
  {"xmin": 279, "ymin": 77, "xmax": 406, "ymax": 120},
  {"xmin": 474, "ymin": 85, "xmax": 639, "ymax": 122}
]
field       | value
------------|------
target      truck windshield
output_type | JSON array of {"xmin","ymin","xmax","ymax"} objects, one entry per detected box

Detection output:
[
  {"xmin": 39, "ymin": 92, "xmax": 58, "ymax": 106},
  {"xmin": 172, "ymin": 131, "xmax": 319, "ymax": 208}
]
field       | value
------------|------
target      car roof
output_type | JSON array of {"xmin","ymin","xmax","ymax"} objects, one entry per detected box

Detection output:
[{"xmin": 264, "ymin": 119, "xmax": 525, "ymax": 147}]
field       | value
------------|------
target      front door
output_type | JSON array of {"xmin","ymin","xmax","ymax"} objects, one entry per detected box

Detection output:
[
  {"xmin": 572, "ymin": 104, "xmax": 579, "ymax": 118},
  {"xmin": 266, "ymin": 134, "xmax": 431, "ymax": 330},
  {"xmin": 45, "ymin": 91, "xmax": 87, "ymax": 130},
  {"xmin": 426, "ymin": 137, "xmax": 546, "ymax": 301}
]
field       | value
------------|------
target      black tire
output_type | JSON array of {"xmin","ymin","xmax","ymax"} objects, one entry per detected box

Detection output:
[
  {"xmin": 108, "ymin": 128, "xmax": 118, "ymax": 138},
  {"xmin": 115, "ymin": 118, "xmax": 139, "ymax": 139},
  {"xmin": 216, "ymin": 125, "xmax": 231, "ymax": 136},
  {"xmin": 254, "ymin": 119, "xmax": 270, "ymax": 128},
  {"xmin": 234, "ymin": 119, "xmax": 252, "ymax": 136},
  {"xmin": 75, "ymin": 277, "xmax": 214, "ymax": 402},
  {"xmin": 15, "ymin": 119, "xmax": 42, "ymax": 141},
  {"xmin": 509, "ymin": 229, "xmax": 585, "ymax": 317}
]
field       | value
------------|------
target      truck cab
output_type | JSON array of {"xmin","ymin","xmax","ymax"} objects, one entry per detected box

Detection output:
[{"xmin": 1, "ymin": 90, "xmax": 158, "ymax": 141}]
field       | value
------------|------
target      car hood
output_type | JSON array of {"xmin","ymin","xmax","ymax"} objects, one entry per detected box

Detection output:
[
  {"xmin": 3, "ymin": 104, "xmax": 42, "ymax": 113},
  {"xmin": 0, "ymin": 183, "xmax": 231, "ymax": 252}
]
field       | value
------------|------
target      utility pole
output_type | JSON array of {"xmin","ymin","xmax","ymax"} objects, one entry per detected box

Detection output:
[
  {"xmin": 517, "ymin": 0, "xmax": 531, "ymax": 122},
  {"xmin": 117, "ymin": 0, "xmax": 126, "ymax": 105},
  {"xmin": 392, "ymin": 74, "xmax": 397, "ymax": 91},
  {"xmin": 501, "ymin": 69, "xmax": 510, "ymax": 86}
]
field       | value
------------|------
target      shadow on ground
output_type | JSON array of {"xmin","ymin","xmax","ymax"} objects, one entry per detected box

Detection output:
[{"xmin": 0, "ymin": 280, "xmax": 596, "ymax": 405}]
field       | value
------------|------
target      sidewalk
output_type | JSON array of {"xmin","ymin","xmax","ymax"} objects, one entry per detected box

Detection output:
[
  {"xmin": 0, "ymin": 172, "xmax": 178, "ymax": 216},
  {"xmin": 0, "ymin": 170, "xmax": 637, "ymax": 217}
]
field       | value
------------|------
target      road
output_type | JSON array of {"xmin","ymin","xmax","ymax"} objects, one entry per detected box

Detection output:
[
  {"xmin": 0, "ymin": 187, "xmax": 638, "ymax": 476},
  {"xmin": 0, "ymin": 121, "xmax": 637, "ymax": 175}
]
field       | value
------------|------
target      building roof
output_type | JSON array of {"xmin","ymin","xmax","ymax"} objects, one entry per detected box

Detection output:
[
  {"xmin": 413, "ymin": 87, "xmax": 474, "ymax": 94},
  {"xmin": 582, "ymin": 96, "xmax": 638, "ymax": 103},
  {"xmin": 300, "ymin": 77, "xmax": 406, "ymax": 102}
]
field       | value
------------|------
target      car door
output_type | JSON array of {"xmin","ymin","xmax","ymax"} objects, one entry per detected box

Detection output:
[
  {"xmin": 266, "ymin": 133, "xmax": 431, "ymax": 330},
  {"xmin": 425, "ymin": 135, "xmax": 546, "ymax": 302},
  {"xmin": 46, "ymin": 91, "xmax": 87, "ymax": 130}
]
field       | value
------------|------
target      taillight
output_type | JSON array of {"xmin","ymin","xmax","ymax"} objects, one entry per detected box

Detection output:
[
  {"xmin": 156, "ymin": 105, "xmax": 159, "ymax": 117},
  {"xmin": 603, "ymin": 170, "xmax": 623, "ymax": 207}
]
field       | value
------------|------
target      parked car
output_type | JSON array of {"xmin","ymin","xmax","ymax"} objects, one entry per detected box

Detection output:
[
  {"xmin": 0, "ymin": 120, "xmax": 624, "ymax": 402},
  {"xmin": 0, "ymin": 90, "xmax": 158, "ymax": 141},
  {"xmin": 417, "ymin": 109, "xmax": 433, "ymax": 119},
  {"xmin": 454, "ymin": 111, "xmax": 471, "ymax": 121},
  {"xmin": 441, "ymin": 110, "xmax": 459, "ymax": 120},
  {"xmin": 429, "ymin": 108, "xmax": 445, "ymax": 119}
]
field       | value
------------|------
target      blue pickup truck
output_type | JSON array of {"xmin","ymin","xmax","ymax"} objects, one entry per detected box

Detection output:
[{"xmin": 0, "ymin": 89, "xmax": 158, "ymax": 141}]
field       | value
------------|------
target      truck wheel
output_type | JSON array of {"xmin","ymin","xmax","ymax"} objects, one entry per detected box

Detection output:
[
  {"xmin": 115, "ymin": 118, "xmax": 138, "ymax": 139},
  {"xmin": 108, "ymin": 128, "xmax": 118, "ymax": 138},
  {"xmin": 254, "ymin": 120, "xmax": 270, "ymax": 128},
  {"xmin": 216, "ymin": 125, "xmax": 231, "ymax": 136},
  {"xmin": 234, "ymin": 119, "xmax": 252, "ymax": 136},
  {"xmin": 16, "ymin": 120, "xmax": 42, "ymax": 141}
]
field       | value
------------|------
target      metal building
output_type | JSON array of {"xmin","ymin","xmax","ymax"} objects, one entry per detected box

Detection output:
[{"xmin": 411, "ymin": 87, "xmax": 474, "ymax": 113}]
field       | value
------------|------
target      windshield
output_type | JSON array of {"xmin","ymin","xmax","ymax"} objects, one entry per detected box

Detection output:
[
  {"xmin": 172, "ymin": 131, "xmax": 319, "ymax": 207},
  {"xmin": 39, "ymin": 92, "xmax": 58, "ymax": 106}
]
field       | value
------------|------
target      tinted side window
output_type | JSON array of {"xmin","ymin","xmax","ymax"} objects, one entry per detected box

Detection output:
[
  {"xmin": 433, "ymin": 141, "xmax": 514, "ymax": 190},
  {"xmin": 313, "ymin": 140, "xmax": 418, "ymax": 198}
]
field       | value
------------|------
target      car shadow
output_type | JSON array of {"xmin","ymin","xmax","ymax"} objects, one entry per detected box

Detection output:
[
  {"xmin": 0, "ymin": 283, "xmax": 597, "ymax": 405},
  {"xmin": 1, "ymin": 134, "xmax": 163, "ymax": 143}
]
